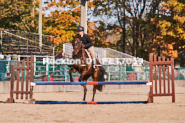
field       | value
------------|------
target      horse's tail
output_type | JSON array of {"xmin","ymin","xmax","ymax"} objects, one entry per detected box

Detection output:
[{"xmin": 96, "ymin": 66, "xmax": 107, "ymax": 91}]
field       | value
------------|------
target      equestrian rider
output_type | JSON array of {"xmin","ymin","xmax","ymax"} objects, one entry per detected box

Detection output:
[{"xmin": 74, "ymin": 26, "xmax": 98, "ymax": 70}]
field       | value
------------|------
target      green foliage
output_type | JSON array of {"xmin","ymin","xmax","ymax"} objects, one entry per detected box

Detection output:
[
  {"xmin": 149, "ymin": 0, "xmax": 185, "ymax": 59},
  {"xmin": 43, "ymin": 0, "xmax": 81, "ymax": 44}
]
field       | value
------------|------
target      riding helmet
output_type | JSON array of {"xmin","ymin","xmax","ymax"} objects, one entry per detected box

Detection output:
[{"xmin": 77, "ymin": 26, "xmax": 84, "ymax": 32}]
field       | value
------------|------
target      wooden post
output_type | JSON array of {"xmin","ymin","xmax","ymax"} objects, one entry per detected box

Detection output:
[
  {"xmin": 171, "ymin": 58, "xmax": 175, "ymax": 102},
  {"xmin": 21, "ymin": 59, "xmax": 25, "ymax": 99},
  {"xmin": 6, "ymin": 65, "xmax": 15, "ymax": 103},
  {"xmin": 148, "ymin": 53, "xmax": 153, "ymax": 103},
  {"xmin": 154, "ymin": 55, "xmax": 157, "ymax": 94},
  {"xmin": 167, "ymin": 58, "xmax": 170, "ymax": 94},
  {"xmin": 162, "ymin": 57, "xmax": 166, "ymax": 94},
  {"xmin": 158, "ymin": 56, "xmax": 161, "ymax": 94},
  {"xmin": 29, "ymin": 55, "xmax": 35, "ymax": 104},
  {"xmin": 26, "ymin": 57, "xmax": 29, "ymax": 99},
  {"xmin": 16, "ymin": 62, "xmax": 20, "ymax": 99}
]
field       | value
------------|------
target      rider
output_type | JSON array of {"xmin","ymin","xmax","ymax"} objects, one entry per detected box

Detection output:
[{"xmin": 74, "ymin": 26, "xmax": 98, "ymax": 70}]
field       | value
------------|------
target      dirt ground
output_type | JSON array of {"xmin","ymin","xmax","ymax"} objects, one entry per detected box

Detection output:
[{"xmin": 0, "ymin": 86, "xmax": 185, "ymax": 123}]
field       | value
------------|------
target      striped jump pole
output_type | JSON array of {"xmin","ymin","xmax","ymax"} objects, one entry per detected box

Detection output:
[
  {"xmin": 31, "ymin": 81, "xmax": 152, "ymax": 86},
  {"xmin": 35, "ymin": 101, "xmax": 148, "ymax": 104},
  {"xmin": 31, "ymin": 81, "xmax": 151, "ymax": 104}
]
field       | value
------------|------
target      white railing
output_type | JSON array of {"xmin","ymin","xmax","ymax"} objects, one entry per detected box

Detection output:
[{"xmin": 63, "ymin": 43, "xmax": 149, "ymax": 66}]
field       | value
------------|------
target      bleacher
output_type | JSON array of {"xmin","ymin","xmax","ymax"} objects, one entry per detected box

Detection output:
[{"xmin": 1, "ymin": 29, "xmax": 56, "ymax": 56}]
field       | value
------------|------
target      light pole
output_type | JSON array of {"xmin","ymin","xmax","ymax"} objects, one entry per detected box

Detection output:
[
  {"xmin": 80, "ymin": 0, "xmax": 87, "ymax": 34},
  {"xmin": 39, "ymin": 0, "xmax": 42, "ymax": 50}
]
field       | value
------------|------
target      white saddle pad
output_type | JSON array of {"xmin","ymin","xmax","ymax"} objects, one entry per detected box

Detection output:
[{"xmin": 84, "ymin": 49, "xmax": 92, "ymax": 62}]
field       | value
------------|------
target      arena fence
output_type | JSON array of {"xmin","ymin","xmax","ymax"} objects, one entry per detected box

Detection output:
[
  {"xmin": 35, "ymin": 101, "xmax": 148, "ymax": 104},
  {"xmin": 2, "ymin": 59, "xmax": 184, "ymax": 82}
]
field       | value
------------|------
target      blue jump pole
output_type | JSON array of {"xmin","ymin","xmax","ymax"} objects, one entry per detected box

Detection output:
[
  {"xmin": 35, "ymin": 101, "xmax": 148, "ymax": 104},
  {"xmin": 32, "ymin": 81, "xmax": 149, "ymax": 85}
]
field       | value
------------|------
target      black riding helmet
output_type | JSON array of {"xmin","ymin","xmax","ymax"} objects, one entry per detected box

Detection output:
[{"xmin": 77, "ymin": 26, "xmax": 84, "ymax": 32}]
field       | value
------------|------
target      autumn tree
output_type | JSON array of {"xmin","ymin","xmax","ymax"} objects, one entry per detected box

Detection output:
[
  {"xmin": 92, "ymin": 0, "xmax": 153, "ymax": 58},
  {"xmin": 0, "ymin": 0, "xmax": 39, "ymax": 32},
  {"xmin": 43, "ymin": 0, "xmax": 81, "ymax": 44},
  {"xmin": 150, "ymin": 0, "xmax": 185, "ymax": 66}
]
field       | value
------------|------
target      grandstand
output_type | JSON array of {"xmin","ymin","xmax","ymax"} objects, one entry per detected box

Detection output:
[{"xmin": 0, "ymin": 29, "xmax": 55, "ymax": 57}]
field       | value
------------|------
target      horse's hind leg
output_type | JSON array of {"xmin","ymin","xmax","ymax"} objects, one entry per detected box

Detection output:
[
  {"xmin": 92, "ymin": 85, "xmax": 96, "ymax": 101},
  {"xmin": 69, "ymin": 69, "xmax": 73, "ymax": 82},
  {"xmin": 83, "ymin": 85, "xmax": 87, "ymax": 101},
  {"xmin": 92, "ymin": 69, "xmax": 100, "ymax": 101},
  {"xmin": 69, "ymin": 67, "xmax": 77, "ymax": 82}
]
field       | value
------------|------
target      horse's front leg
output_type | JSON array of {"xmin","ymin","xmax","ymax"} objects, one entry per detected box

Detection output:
[
  {"xmin": 78, "ymin": 75, "xmax": 82, "ymax": 82},
  {"xmin": 81, "ymin": 77, "xmax": 87, "ymax": 101},
  {"xmin": 83, "ymin": 85, "xmax": 87, "ymax": 101}
]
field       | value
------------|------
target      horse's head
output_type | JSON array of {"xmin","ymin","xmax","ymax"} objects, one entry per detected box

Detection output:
[{"xmin": 72, "ymin": 37, "xmax": 83, "ymax": 56}]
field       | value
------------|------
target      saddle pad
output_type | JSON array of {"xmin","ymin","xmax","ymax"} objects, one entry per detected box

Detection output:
[{"xmin": 85, "ymin": 49, "xmax": 92, "ymax": 62}]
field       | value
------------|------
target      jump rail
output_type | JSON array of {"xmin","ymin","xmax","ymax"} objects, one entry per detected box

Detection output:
[
  {"xmin": 35, "ymin": 101, "xmax": 148, "ymax": 104},
  {"xmin": 30, "ymin": 81, "xmax": 152, "ymax": 86}
]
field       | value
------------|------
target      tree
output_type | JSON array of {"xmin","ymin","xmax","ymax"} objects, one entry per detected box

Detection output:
[
  {"xmin": 151, "ymin": 0, "xmax": 185, "ymax": 66},
  {"xmin": 92, "ymin": 0, "xmax": 151, "ymax": 57},
  {"xmin": 90, "ymin": 21, "xmax": 118, "ymax": 48},
  {"xmin": 0, "ymin": 0, "xmax": 39, "ymax": 32},
  {"xmin": 43, "ymin": 0, "xmax": 81, "ymax": 44}
]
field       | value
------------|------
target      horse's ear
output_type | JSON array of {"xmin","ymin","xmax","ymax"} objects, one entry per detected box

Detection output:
[{"xmin": 72, "ymin": 39, "xmax": 75, "ymax": 47}]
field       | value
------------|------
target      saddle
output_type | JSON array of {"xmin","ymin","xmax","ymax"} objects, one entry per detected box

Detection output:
[
  {"xmin": 84, "ymin": 49, "xmax": 99, "ymax": 71},
  {"xmin": 84, "ymin": 49, "xmax": 92, "ymax": 61}
]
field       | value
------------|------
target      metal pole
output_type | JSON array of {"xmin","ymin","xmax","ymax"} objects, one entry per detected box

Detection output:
[
  {"xmin": 52, "ymin": 46, "xmax": 55, "ymax": 73},
  {"xmin": 53, "ymin": 47, "xmax": 54, "ymax": 56},
  {"xmin": 123, "ymin": 0, "xmax": 126, "ymax": 53},
  {"xmin": 47, "ymin": 63, "xmax": 49, "ymax": 81},
  {"xmin": 34, "ymin": 55, "xmax": 36, "ymax": 76},
  {"xmin": 1, "ymin": 30, "xmax": 2, "ymax": 46},
  {"xmin": 39, "ymin": 0, "xmax": 42, "ymax": 49},
  {"xmin": 46, "ymin": 56, "xmax": 48, "ymax": 80},
  {"xmin": 18, "ymin": 55, "xmax": 20, "ymax": 61},
  {"xmin": 64, "ymin": 71, "xmax": 67, "ymax": 93},
  {"xmin": 80, "ymin": 0, "xmax": 87, "ymax": 34},
  {"xmin": 108, "ymin": 72, "xmax": 110, "ymax": 94}
]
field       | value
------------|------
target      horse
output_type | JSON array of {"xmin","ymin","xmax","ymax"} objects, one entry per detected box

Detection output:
[{"xmin": 68, "ymin": 37, "xmax": 107, "ymax": 101}]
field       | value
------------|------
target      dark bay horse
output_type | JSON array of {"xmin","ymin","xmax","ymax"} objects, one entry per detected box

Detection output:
[{"xmin": 68, "ymin": 37, "xmax": 106, "ymax": 101}]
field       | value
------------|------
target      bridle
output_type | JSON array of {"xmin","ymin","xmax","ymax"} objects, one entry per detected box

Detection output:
[{"xmin": 73, "ymin": 38, "xmax": 85, "ymax": 60}]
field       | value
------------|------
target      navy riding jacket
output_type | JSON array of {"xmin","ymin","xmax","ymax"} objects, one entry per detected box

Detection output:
[{"xmin": 74, "ymin": 34, "xmax": 93, "ymax": 49}]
